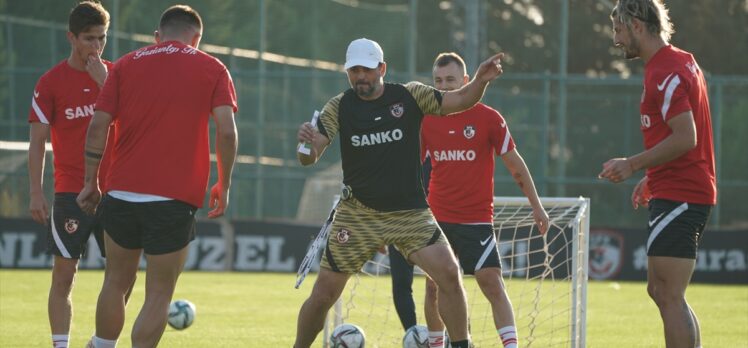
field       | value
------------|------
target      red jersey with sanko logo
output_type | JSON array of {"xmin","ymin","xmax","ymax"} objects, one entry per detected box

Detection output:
[
  {"xmin": 96, "ymin": 41, "xmax": 237, "ymax": 207},
  {"xmin": 421, "ymin": 103, "xmax": 515, "ymax": 223},
  {"xmin": 28, "ymin": 60, "xmax": 115, "ymax": 193},
  {"xmin": 640, "ymin": 45, "xmax": 716, "ymax": 205}
]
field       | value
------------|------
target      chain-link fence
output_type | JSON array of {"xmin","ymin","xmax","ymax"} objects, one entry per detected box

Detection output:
[{"xmin": 1, "ymin": 3, "xmax": 746, "ymax": 228}]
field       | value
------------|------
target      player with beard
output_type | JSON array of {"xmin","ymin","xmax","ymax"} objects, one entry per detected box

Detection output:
[
  {"xmin": 294, "ymin": 38, "xmax": 505, "ymax": 348},
  {"xmin": 599, "ymin": 1, "xmax": 716, "ymax": 347}
]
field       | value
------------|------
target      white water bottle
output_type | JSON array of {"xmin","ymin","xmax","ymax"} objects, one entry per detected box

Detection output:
[{"xmin": 297, "ymin": 110, "xmax": 320, "ymax": 155}]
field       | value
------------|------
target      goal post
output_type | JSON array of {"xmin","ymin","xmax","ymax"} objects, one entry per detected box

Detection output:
[
  {"xmin": 491, "ymin": 196, "xmax": 590, "ymax": 348},
  {"xmin": 321, "ymin": 196, "xmax": 590, "ymax": 347}
]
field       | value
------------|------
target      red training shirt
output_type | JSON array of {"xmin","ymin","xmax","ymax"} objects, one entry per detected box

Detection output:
[
  {"xmin": 29, "ymin": 60, "xmax": 115, "ymax": 193},
  {"xmin": 421, "ymin": 103, "xmax": 515, "ymax": 223},
  {"xmin": 641, "ymin": 45, "xmax": 716, "ymax": 205},
  {"xmin": 96, "ymin": 41, "xmax": 237, "ymax": 207}
]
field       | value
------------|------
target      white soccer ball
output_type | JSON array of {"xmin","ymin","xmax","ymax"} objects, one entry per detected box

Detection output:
[
  {"xmin": 167, "ymin": 299, "xmax": 196, "ymax": 330},
  {"xmin": 402, "ymin": 325, "xmax": 429, "ymax": 348},
  {"xmin": 329, "ymin": 323, "xmax": 366, "ymax": 348}
]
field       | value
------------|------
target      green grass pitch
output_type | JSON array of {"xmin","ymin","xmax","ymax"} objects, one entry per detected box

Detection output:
[{"xmin": 1, "ymin": 270, "xmax": 746, "ymax": 347}]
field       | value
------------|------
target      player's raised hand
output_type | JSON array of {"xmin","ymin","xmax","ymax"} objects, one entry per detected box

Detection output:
[
  {"xmin": 631, "ymin": 176, "xmax": 651, "ymax": 209},
  {"xmin": 598, "ymin": 157, "xmax": 634, "ymax": 183},
  {"xmin": 29, "ymin": 192, "xmax": 49, "ymax": 225},
  {"xmin": 76, "ymin": 184, "xmax": 101, "ymax": 216},
  {"xmin": 533, "ymin": 207, "xmax": 550, "ymax": 235},
  {"xmin": 85, "ymin": 55, "xmax": 107, "ymax": 87},
  {"xmin": 474, "ymin": 52, "xmax": 505, "ymax": 84},
  {"xmin": 207, "ymin": 182, "xmax": 229, "ymax": 218}
]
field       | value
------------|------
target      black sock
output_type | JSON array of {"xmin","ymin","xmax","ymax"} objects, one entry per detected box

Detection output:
[{"xmin": 450, "ymin": 339, "xmax": 470, "ymax": 348}]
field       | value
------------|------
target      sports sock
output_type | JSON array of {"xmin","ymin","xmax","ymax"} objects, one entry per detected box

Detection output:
[
  {"xmin": 51, "ymin": 334, "xmax": 68, "ymax": 348},
  {"xmin": 428, "ymin": 330, "xmax": 445, "ymax": 348},
  {"xmin": 92, "ymin": 336, "xmax": 117, "ymax": 348},
  {"xmin": 498, "ymin": 325, "xmax": 518, "ymax": 348},
  {"xmin": 450, "ymin": 339, "xmax": 470, "ymax": 348}
]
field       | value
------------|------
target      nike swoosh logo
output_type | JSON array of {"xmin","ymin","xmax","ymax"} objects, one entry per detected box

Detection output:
[
  {"xmin": 649, "ymin": 212, "xmax": 665, "ymax": 227},
  {"xmin": 480, "ymin": 236, "xmax": 492, "ymax": 246},
  {"xmin": 657, "ymin": 73, "xmax": 674, "ymax": 91},
  {"xmin": 34, "ymin": 91, "xmax": 39, "ymax": 98}
]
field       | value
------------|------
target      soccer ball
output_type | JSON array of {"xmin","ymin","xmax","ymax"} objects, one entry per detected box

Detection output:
[
  {"xmin": 402, "ymin": 325, "xmax": 429, "ymax": 348},
  {"xmin": 329, "ymin": 323, "xmax": 365, "ymax": 348},
  {"xmin": 167, "ymin": 299, "xmax": 196, "ymax": 330}
]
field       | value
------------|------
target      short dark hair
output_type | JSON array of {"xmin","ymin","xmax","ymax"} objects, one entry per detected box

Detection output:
[
  {"xmin": 68, "ymin": 1, "xmax": 109, "ymax": 36},
  {"xmin": 159, "ymin": 5, "xmax": 203, "ymax": 35},
  {"xmin": 433, "ymin": 52, "xmax": 467, "ymax": 74}
]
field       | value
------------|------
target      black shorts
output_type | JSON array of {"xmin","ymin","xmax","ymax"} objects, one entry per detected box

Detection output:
[
  {"xmin": 47, "ymin": 193, "xmax": 105, "ymax": 259},
  {"xmin": 100, "ymin": 194, "xmax": 197, "ymax": 255},
  {"xmin": 440, "ymin": 222, "xmax": 502, "ymax": 275},
  {"xmin": 646, "ymin": 199, "xmax": 712, "ymax": 259}
]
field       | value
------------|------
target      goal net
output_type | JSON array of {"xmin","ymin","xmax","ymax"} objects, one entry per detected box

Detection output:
[{"xmin": 322, "ymin": 196, "xmax": 589, "ymax": 348}]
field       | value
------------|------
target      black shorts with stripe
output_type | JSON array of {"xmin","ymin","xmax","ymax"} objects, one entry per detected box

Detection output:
[
  {"xmin": 47, "ymin": 193, "xmax": 105, "ymax": 259},
  {"xmin": 101, "ymin": 194, "xmax": 197, "ymax": 255},
  {"xmin": 440, "ymin": 222, "xmax": 502, "ymax": 274},
  {"xmin": 646, "ymin": 198, "xmax": 712, "ymax": 259}
]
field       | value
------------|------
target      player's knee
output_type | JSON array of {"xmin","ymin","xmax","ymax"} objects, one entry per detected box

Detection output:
[
  {"xmin": 646, "ymin": 283, "xmax": 658, "ymax": 303},
  {"xmin": 50, "ymin": 274, "xmax": 75, "ymax": 294},
  {"xmin": 307, "ymin": 295, "xmax": 338, "ymax": 312},
  {"xmin": 475, "ymin": 270, "xmax": 500, "ymax": 288},
  {"xmin": 104, "ymin": 272, "xmax": 137, "ymax": 293},
  {"xmin": 439, "ymin": 259, "xmax": 461, "ymax": 279},
  {"xmin": 648, "ymin": 280, "xmax": 683, "ymax": 307},
  {"xmin": 50, "ymin": 267, "xmax": 77, "ymax": 294},
  {"xmin": 433, "ymin": 270, "xmax": 462, "ymax": 295},
  {"xmin": 309, "ymin": 289, "xmax": 341, "ymax": 308},
  {"xmin": 653, "ymin": 287, "xmax": 684, "ymax": 308}
]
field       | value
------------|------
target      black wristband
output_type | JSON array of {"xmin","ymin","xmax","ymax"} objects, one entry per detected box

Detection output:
[{"xmin": 85, "ymin": 151, "xmax": 103, "ymax": 159}]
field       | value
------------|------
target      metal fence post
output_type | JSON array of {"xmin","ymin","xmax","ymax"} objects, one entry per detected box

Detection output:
[
  {"xmin": 556, "ymin": 0, "xmax": 569, "ymax": 196},
  {"xmin": 255, "ymin": 0, "xmax": 267, "ymax": 218},
  {"xmin": 712, "ymin": 81, "xmax": 723, "ymax": 226},
  {"xmin": 541, "ymin": 74, "xmax": 551, "ymax": 195}
]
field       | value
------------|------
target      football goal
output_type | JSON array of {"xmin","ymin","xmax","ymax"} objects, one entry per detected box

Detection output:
[{"xmin": 319, "ymin": 196, "xmax": 590, "ymax": 348}]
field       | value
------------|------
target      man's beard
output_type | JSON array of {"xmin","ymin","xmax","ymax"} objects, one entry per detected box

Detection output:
[
  {"xmin": 623, "ymin": 31, "xmax": 640, "ymax": 59},
  {"xmin": 355, "ymin": 82, "xmax": 376, "ymax": 98},
  {"xmin": 623, "ymin": 44, "xmax": 640, "ymax": 59}
]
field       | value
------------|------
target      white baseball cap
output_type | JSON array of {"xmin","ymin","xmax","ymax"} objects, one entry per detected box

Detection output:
[{"xmin": 344, "ymin": 38, "xmax": 384, "ymax": 70}]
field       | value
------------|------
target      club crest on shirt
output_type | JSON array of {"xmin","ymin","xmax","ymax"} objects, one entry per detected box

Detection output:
[
  {"xmin": 463, "ymin": 125, "xmax": 476, "ymax": 139},
  {"xmin": 336, "ymin": 229, "xmax": 351, "ymax": 244},
  {"xmin": 686, "ymin": 61, "xmax": 698, "ymax": 76},
  {"xmin": 64, "ymin": 218, "xmax": 79, "ymax": 234},
  {"xmin": 389, "ymin": 103, "xmax": 404, "ymax": 118}
]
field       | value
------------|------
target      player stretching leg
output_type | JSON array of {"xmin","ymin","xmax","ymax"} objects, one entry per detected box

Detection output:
[{"xmin": 294, "ymin": 38, "xmax": 506, "ymax": 348}]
